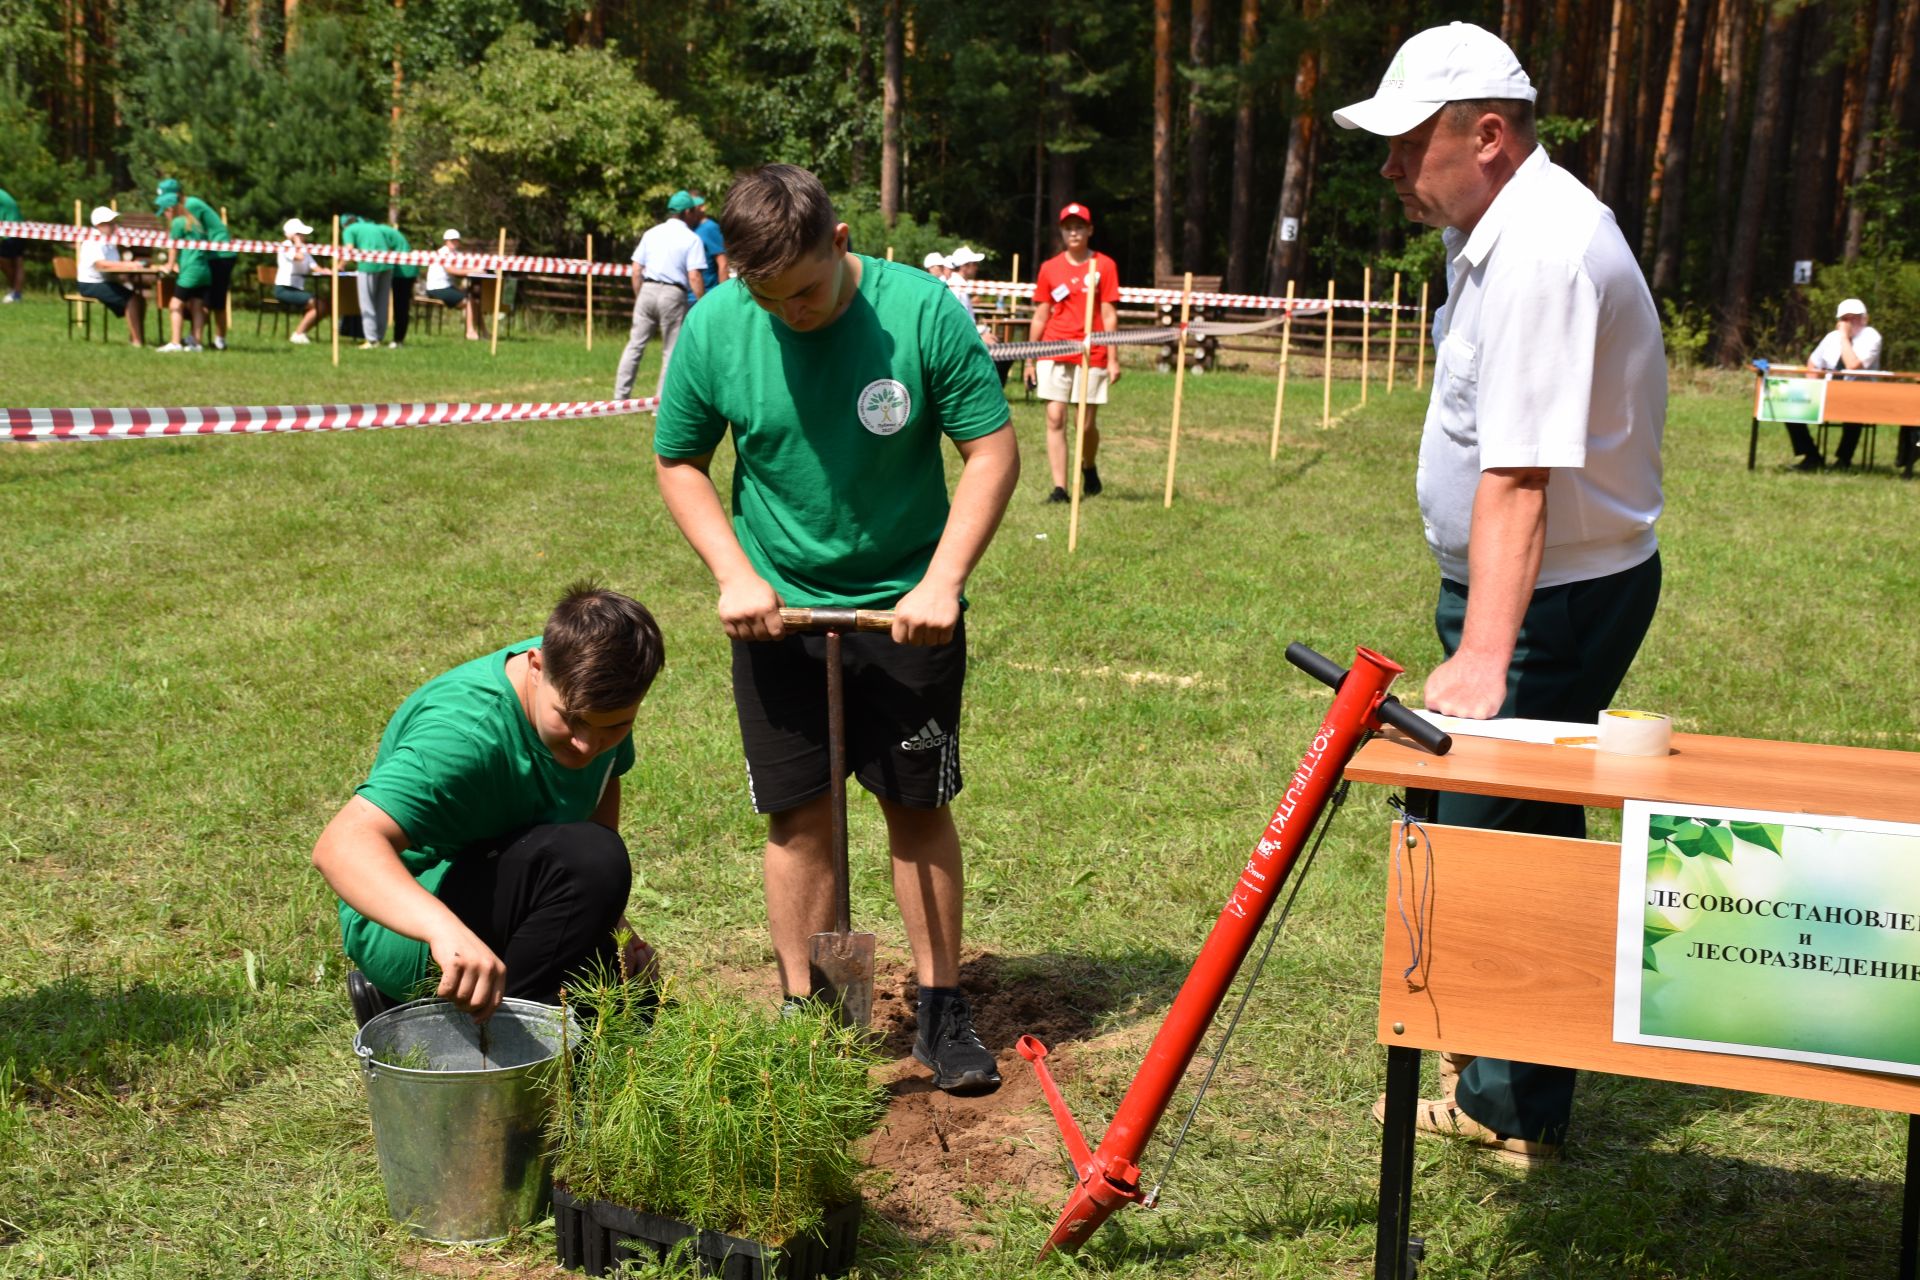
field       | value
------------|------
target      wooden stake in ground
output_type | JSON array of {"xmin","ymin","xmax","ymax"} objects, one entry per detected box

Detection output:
[
  {"xmin": 74, "ymin": 198, "xmax": 81, "ymax": 226},
  {"xmin": 1011, "ymin": 253, "xmax": 1020, "ymax": 285},
  {"xmin": 1321, "ymin": 279, "xmax": 1334, "ymax": 430},
  {"xmin": 489, "ymin": 227, "xmax": 506, "ymax": 356},
  {"xmin": 585, "ymin": 234, "xmax": 594, "ymax": 353},
  {"xmin": 1416, "ymin": 279, "xmax": 1430, "ymax": 390},
  {"xmin": 1067, "ymin": 267, "xmax": 1101, "ymax": 554},
  {"xmin": 1162, "ymin": 271, "xmax": 1194, "ymax": 508},
  {"xmin": 221, "ymin": 206, "xmax": 232, "ymax": 336},
  {"xmin": 331, "ymin": 215, "xmax": 341, "ymax": 369},
  {"xmin": 1360, "ymin": 266, "xmax": 1371, "ymax": 406},
  {"xmin": 886, "ymin": 246, "xmax": 894, "ymax": 262},
  {"xmin": 1269, "ymin": 279, "xmax": 1295, "ymax": 464},
  {"xmin": 1387, "ymin": 272, "xmax": 1401, "ymax": 394}
]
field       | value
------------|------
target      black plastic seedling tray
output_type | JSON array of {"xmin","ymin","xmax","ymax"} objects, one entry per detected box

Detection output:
[{"xmin": 553, "ymin": 1184, "xmax": 860, "ymax": 1280}]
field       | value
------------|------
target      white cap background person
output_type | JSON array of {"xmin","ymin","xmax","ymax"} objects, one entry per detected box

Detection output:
[
  {"xmin": 1796, "ymin": 297, "xmax": 1884, "ymax": 469},
  {"xmin": 922, "ymin": 250, "xmax": 950, "ymax": 277},
  {"xmin": 1334, "ymin": 21, "xmax": 1666, "ymax": 1166}
]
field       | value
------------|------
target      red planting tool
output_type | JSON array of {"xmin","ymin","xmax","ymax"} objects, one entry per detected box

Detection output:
[{"xmin": 1017, "ymin": 643, "xmax": 1451, "ymax": 1257}]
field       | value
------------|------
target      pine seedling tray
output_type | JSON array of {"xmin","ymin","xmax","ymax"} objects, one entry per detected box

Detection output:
[{"xmin": 553, "ymin": 1183, "xmax": 861, "ymax": 1280}]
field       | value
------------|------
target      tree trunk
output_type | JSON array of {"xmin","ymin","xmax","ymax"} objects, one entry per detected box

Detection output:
[
  {"xmin": 1625, "ymin": 0, "xmax": 1663, "ymax": 244},
  {"xmin": 388, "ymin": 0, "xmax": 404, "ymax": 225},
  {"xmin": 1842, "ymin": 0, "xmax": 1897, "ymax": 259},
  {"xmin": 284, "ymin": 0, "xmax": 300, "ymax": 54},
  {"xmin": 850, "ymin": 4, "xmax": 872, "ymax": 189},
  {"xmin": 1265, "ymin": 1, "xmax": 1319, "ymax": 295},
  {"xmin": 881, "ymin": 0, "xmax": 902, "ymax": 227},
  {"xmin": 1546, "ymin": 0, "xmax": 1572, "ymax": 115},
  {"xmin": 1224, "ymin": 0, "xmax": 1259, "ymax": 292},
  {"xmin": 1787, "ymin": 15, "xmax": 1843, "ymax": 270},
  {"xmin": 1713, "ymin": 3, "xmax": 1793, "ymax": 364},
  {"xmin": 1183, "ymin": 0, "xmax": 1212, "ymax": 272},
  {"xmin": 1152, "ymin": 0, "xmax": 1175, "ymax": 280},
  {"xmin": 1891, "ymin": 0, "xmax": 1920, "ymax": 142},
  {"xmin": 1646, "ymin": 0, "xmax": 1712, "ymax": 289},
  {"xmin": 1595, "ymin": 0, "xmax": 1633, "ymax": 207},
  {"xmin": 1045, "ymin": 22, "xmax": 1075, "ymax": 231},
  {"xmin": 1707, "ymin": 0, "xmax": 1750, "ymax": 306}
]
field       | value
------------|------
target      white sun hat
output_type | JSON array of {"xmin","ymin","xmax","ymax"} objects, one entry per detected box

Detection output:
[
  {"xmin": 90, "ymin": 206, "xmax": 119, "ymax": 227},
  {"xmin": 947, "ymin": 245, "xmax": 986, "ymax": 267},
  {"xmin": 922, "ymin": 250, "xmax": 949, "ymax": 269},
  {"xmin": 284, "ymin": 217, "xmax": 314, "ymax": 236},
  {"xmin": 1333, "ymin": 22, "xmax": 1536, "ymax": 138},
  {"xmin": 1835, "ymin": 298, "xmax": 1868, "ymax": 318}
]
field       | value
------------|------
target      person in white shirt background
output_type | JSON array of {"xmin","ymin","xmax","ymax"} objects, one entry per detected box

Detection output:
[
  {"xmin": 74, "ymin": 205, "xmax": 148, "ymax": 347},
  {"xmin": 274, "ymin": 217, "xmax": 329, "ymax": 345},
  {"xmin": 1788, "ymin": 298, "xmax": 1886, "ymax": 472},
  {"xmin": 612, "ymin": 189, "xmax": 707, "ymax": 400},
  {"xmin": 922, "ymin": 250, "xmax": 949, "ymax": 280},
  {"xmin": 425, "ymin": 229, "xmax": 484, "ymax": 341}
]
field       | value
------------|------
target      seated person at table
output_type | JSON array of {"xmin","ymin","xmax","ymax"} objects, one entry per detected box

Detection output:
[
  {"xmin": 0, "ymin": 186, "xmax": 24, "ymax": 302},
  {"xmin": 426, "ymin": 229, "xmax": 483, "ymax": 340},
  {"xmin": 276, "ymin": 217, "xmax": 329, "ymax": 345},
  {"xmin": 313, "ymin": 583, "xmax": 665, "ymax": 1025},
  {"xmin": 1786, "ymin": 297, "xmax": 1883, "ymax": 471},
  {"xmin": 76, "ymin": 206, "xmax": 147, "ymax": 346}
]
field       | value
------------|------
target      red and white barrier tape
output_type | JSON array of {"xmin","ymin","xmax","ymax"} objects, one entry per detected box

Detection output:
[
  {"xmin": 6, "ymin": 398, "xmax": 657, "ymax": 442},
  {"xmin": 7, "ymin": 221, "xmax": 1424, "ymax": 309}
]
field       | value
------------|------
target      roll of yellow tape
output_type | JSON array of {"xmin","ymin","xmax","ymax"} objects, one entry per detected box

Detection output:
[{"xmin": 1597, "ymin": 708, "xmax": 1672, "ymax": 756}]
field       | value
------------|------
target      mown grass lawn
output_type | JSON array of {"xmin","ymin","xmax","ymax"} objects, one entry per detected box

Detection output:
[{"xmin": 2, "ymin": 294, "xmax": 1917, "ymax": 1279}]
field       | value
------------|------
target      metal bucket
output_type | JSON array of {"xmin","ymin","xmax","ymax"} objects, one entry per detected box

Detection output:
[{"xmin": 353, "ymin": 997, "xmax": 577, "ymax": 1243}]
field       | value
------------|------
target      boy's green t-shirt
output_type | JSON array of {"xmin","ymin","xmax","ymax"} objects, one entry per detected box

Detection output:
[
  {"xmin": 381, "ymin": 225, "xmax": 420, "ymax": 280},
  {"xmin": 169, "ymin": 214, "xmax": 211, "ymax": 288},
  {"xmin": 0, "ymin": 190, "xmax": 20, "ymax": 222},
  {"xmin": 652, "ymin": 254, "xmax": 1010, "ymax": 608},
  {"xmin": 342, "ymin": 220, "xmax": 392, "ymax": 274},
  {"xmin": 338, "ymin": 638, "xmax": 636, "ymax": 997}
]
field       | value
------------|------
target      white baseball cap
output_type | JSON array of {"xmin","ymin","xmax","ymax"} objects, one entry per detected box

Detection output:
[
  {"xmin": 89, "ymin": 206, "xmax": 119, "ymax": 227},
  {"xmin": 1836, "ymin": 298, "xmax": 1868, "ymax": 318},
  {"xmin": 947, "ymin": 245, "xmax": 986, "ymax": 266},
  {"xmin": 923, "ymin": 251, "xmax": 949, "ymax": 269},
  {"xmin": 284, "ymin": 217, "xmax": 314, "ymax": 236},
  {"xmin": 443, "ymin": 228, "xmax": 462, "ymax": 241},
  {"xmin": 1333, "ymin": 22, "xmax": 1536, "ymax": 137}
]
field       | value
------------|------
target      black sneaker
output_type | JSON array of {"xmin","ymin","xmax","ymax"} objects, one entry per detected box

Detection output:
[
  {"xmin": 1794, "ymin": 454, "xmax": 1825, "ymax": 472},
  {"xmin": 912, "ymin": 992, "xmax": 1001, "ymax": 1094},
  {"xmin": 1081, "ymin": 466, "xmax": 1102, "ymax": 497},
  {"xmin": 1045, "ymin": 486, "xmax": 1070, "ymax": 504},
  {"xmin": 348, "ymin": 970, "xmax": 395, "ymax": 1029}
]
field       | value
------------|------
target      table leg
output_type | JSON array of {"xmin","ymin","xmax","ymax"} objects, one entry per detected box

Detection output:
[
  {"xmin": 1375, "ymin": 1045, "xmax": 1423, "ymax": 1280},
  {"xmin": 1748, "ymin": 418, "xmax": 1759, "ymax": 471},
  {"xmin": 1899, "ymin": 1113, "xmax": 1918, "ymax": 1280}
]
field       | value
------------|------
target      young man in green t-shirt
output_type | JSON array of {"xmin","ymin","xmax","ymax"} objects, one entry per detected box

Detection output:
[
  {"xmin": 654, "ymin": 164, "xmax": 1019, "ymax": 1094},
  {"xmin": 313, "ymin": 584, "xmax": 664, "ymax": 1025},
  {"xmin": 339, "ymin": 213, "xmax": 394, "ymax": 348}
]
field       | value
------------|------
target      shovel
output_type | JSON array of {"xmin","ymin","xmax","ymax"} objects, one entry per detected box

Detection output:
[{"xmin": 779, "ymin": 607, "xmax": 894, "ymax": 1029}]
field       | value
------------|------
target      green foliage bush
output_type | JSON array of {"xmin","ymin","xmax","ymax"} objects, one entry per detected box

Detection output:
[
  {"xmin": 549, "ymin": 975, "xmax": 884, "ymax": 1244},
  {"xmin": 0, "ymin": 85, "xmax": 84, "ymax": 216},
  {"xmin": 399, "ymin": 26, "xmax": 728, "ymax": 250},
  {"xmin": 1798, "ymin": 258, "xmax": 1920, "ymax": 372}
]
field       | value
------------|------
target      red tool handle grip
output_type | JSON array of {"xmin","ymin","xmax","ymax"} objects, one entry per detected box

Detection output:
[{"xmin": 1285, "ymin": 642, "xmax": 1452, "ymax": 756}]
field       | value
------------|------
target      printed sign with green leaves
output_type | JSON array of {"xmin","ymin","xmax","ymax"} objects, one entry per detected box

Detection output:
[
  {"xmin": 1755, "ymin": 376, "xmax": 1827, "ymax": 424},
  {"xmin": 1615, "ymin": 801, "xmax": 1920, "ymax": 1078}
]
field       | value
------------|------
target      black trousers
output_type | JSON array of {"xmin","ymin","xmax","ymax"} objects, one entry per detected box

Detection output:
[
  {"xmin": 1786, "ymin": 420, "xmax": 1863, "ymax": 464},
  {"xmin": 434, "ymin": 822, "xmax": 631, "ymax": 1004},
  {"xmin": 392, "ymin": 283, "xmax": 412, "ymax": 345}
]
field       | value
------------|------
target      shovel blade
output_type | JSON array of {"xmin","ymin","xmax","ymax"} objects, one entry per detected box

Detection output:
[{"xmin": 807, "ymin": 929, "xmax": 877, "ymax": 1029}]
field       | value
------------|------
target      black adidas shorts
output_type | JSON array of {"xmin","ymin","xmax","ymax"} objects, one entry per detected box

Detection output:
[{"xmin": 729, "ymin": 617, "xmax": 965, "ymax": 815}]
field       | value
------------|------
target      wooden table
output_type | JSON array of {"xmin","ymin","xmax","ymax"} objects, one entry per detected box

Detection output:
[
  {"xmin": 1748, "ymin": 364, "xmax": 1920, "ymax": 473},
  {"xmin": 1349, "ymin": 730, "xmax": 1920, "ymax": 1279}
]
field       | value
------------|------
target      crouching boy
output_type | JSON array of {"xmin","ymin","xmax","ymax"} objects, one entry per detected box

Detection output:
[{"xmin": 314, "ymin": 583, "xmax": 664, "ymax": 1025}]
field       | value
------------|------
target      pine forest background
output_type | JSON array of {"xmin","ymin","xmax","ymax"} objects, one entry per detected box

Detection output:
[{"xmin": 5, "ymin": 0, "xmax": 1920, "ymax": 368}]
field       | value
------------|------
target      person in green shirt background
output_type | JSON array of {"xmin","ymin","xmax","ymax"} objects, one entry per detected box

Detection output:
[
  {"xmin": 154, "ymin": 181, "xmax": 213, "ymax": 351},
  {"xmin": 312, "ymin": 583, "xmax": 666, "ymax": 1025},
  {"xmin": 383, "ymin": 221, "xmax": 418, "ymax": 348},
  {"xmin": 0, "ymin": 187, "xmax": 25, "ymax": 302},
  {"xmin": 339, "ymin": 213, "xmax": 394, "ymax": 348},
  {"xmin": 155, "ymin": 179, "xmax": 236, "ymax": 349}
]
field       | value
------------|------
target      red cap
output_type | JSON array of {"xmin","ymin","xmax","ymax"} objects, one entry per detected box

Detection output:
[{"xmin": 1058, "ymin": 202, "xmax": 1093, "ymax": 226}]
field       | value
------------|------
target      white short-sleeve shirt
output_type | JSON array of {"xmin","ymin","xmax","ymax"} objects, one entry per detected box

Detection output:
[
  {"xmin": 629, "ymin": 218, "xmax": 707, "ymax": 290},
  {"xmin": 77, "ymin": 238, "xmax": 122, "ymax": 285},
  {"xmin": 1807, "ymin": 325, "xmax": 1882, "ymax": 373},
  {"xmin": 1417, "ymin": 146, "xmax": 1665, "ymax": 589},
  {"xmin": 425, "ymin": 249, "xmax": 458, "ymax": 293},
  {"xmin": 275, "ymin": 245, "xmax": 313, "ymax": 290}
]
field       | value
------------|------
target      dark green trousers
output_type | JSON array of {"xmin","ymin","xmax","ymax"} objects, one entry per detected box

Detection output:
[{"xmin": 1435, "ymin": 551, "xmax": 1662, "ymax": 1145}]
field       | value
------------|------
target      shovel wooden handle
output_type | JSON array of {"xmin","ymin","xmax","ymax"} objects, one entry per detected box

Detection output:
[{"xmin": 778, "ymin": 607, "xmax": 895, "ymax": 633}]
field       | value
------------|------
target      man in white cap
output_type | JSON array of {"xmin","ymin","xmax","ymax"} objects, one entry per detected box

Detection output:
[
  {"xmin": 75, "ymin": 206, "xmax": 150, "ymax": 346},
  {"xmin": 922, "ymin": 250, "xmax": 950, "ymax": 279},
  {"xmin": 1790, "ymin": 298, "xmax": 1884, "ymax": 471},
  {"xmin": 944, "ymin": 246, "xmax": 985, "ymax": 323},
  {"xmin": 425, "ymin": 229, "xmax": 484, "ymax": 341},
  {"xmin": 1336, "ymin": 21, "xmax": 1665, "ymax": 1165},
  {"xmin": 275, "ymin": 217, "xmax": 330, "ymax": 345}
]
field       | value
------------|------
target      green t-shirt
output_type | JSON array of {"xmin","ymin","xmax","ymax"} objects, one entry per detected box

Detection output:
[
  {"xmin": 169, "ymin": 214, "xmax": 211, "ymax": 288},
  {"xmin": 342, "ymin": 220, "xmax": 392, "ymax": 274},
  {"xmin": 653, "ymin": 255, "xmax": 1010, "ymax": 607},
  {"xmin": 381, "ymin": 225, "xmax": 420, "ymax": 280},
  {"xmin": 0, "ymin": 189, "xmax": 20, "ymax": 223},
  {"xmin": 184, "ymin": 196, "xmax": 236, "ymax": 260},
  {"xmin": 338, "ymin": 638, "xmax": 636, "ymax": 997}
]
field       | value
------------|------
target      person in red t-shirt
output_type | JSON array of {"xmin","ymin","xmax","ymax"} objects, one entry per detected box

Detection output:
[{"xmin": 1025, "ymin": 203, "xmax": 1121, "ymax": 503}]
